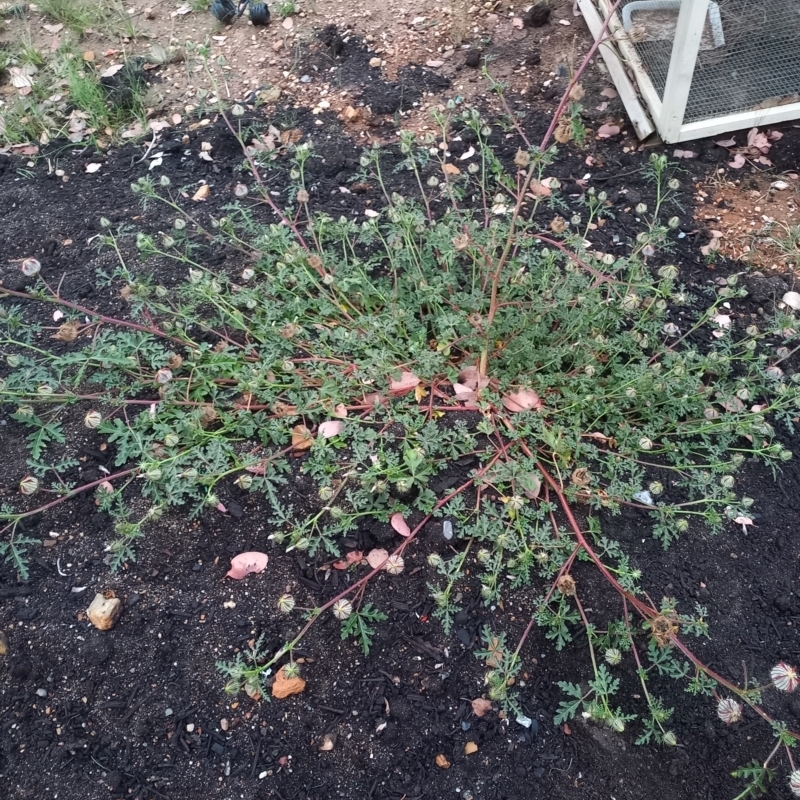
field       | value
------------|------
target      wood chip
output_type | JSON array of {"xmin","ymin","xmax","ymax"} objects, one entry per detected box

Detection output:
[{"xmin": 435, "ymin": 753, "xmax": 450, "ymax": 769}]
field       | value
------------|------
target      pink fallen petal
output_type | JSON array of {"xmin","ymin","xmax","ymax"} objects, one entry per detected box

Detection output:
[
  {"xmin": 600, "ymin": 87, "xmax": 618, "ymax": 99},
  {"xmin": 756, "ymin": 156, "xmax": 772, "ymax": 166},
  {"xmin": 512, "ymin": 16, "xmax": 523, "ymax": 28},
  {"xmin": 585, "ymin": 155, "xmax": 594, "ymax": 166},
  {"xmin": 596, "ymin": 124, "xmax": 621, "ymax": 139},
  {"xmin": 715, "ymin": 138, "xmax": 736, "ymax": 147},
  {"xmin": 596, "ymin": 102, "xmax": 608, "ymax": 112},
  {"xmin": 719, "ymin": 398, "xmax": 744, "ymax": 413},
  {"xmin": 768, "ymin": 131, "xmax": 783, "ymax": 141},
  {"xmin": 712, "ymin": 313, "xmax": 731, "ymax": 329},
  {"xmin": 318, "ymin": 420, "xmax": 344, "ymax": 438},
  {"xmin": 502, "ymin": 389, "xmax": 542, "ymax": 413},
  {"xmin": 458, "ymin": 365, "xmax": 490, "ymax": 392},
  {"xmin": 366, "ymin": 548, "xmax": 389, "ymax": 569},
  {"xmin": 333, "ymin": 404, "xmax": 348, "ymax": 418},
  {"xmin": 452, "ymin": 382, "xmax": 477, "ymax": 404},
  {"xmin": 733, "ymin": 516, "xmax": 754, "ymax": 532},
  {"xmin": 390, "ymin": 512, "xmax": 412, "ymax": 537},
  {"xmin": 388, "ymin": 370, "xmax": 421, "ymax": 396},
  {"xmin": 528, "ymin": 181, "xmax": 552, "ymax": 197},
  {"xmin": 245, "ymin": 460, "xmax": 268, "ymax": 475},
  {"xmin": 226, "ymin": 551, "xmax": 269, "ymax": 579},
  {"xmin": 728, "ymin": 154, "xmax": 746, "ymax": 169},
  {"xmin": 364, "ymin": 392, "xmax": 388, "ymax": 407},
  {"xmin": 216, "ymin": 502, "xmax": 228, "ymax": 513},
  {"xmin": 750, "ymin": 404, "xmax": 767, "ymax": 412}
]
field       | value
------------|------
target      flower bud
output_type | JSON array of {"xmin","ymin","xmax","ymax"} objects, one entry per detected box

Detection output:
[
  {"xmin": 635, "ymin": 203, "xmax": 647, "ymax": 215},
  {"xmin": 427, "ymin": 553, "xmax": 444, "ymax": 568},
  {"xmin": 155, "ymin": 368, "xmax": 173, "ymax": 385},
  {"xmin": 675, "ymin": 518, "xmax": 689, "ymax": 533},
  {"xmin": 277, "ymin": 594, "xmax": 296, "ymax": 614},
  {"xmin": 668, "ymin": 178, "xmax": 680, "ymax": 190},
  {"xmin": 662, "ymin": 731, "xmax": 677, "ymax": 746},
  {"xmin": 164, "ymin": 432, "xmax": 179, "ymax": 448},
  {"xmin": 19, "ymin": 475, "xmax": 39, "ymax": 495},
  {"xmin": 384, "ymin": 555, "xmax": 405, "ymax": 575},
  {"xmin": 20, "ymin": 258, "xmax": 41, "ymax": 276},
  {"xmin": 84, "ymin": 410, "xmax": 103, "ymax": 429},
  {"xmin": 790, "ymin": 770, "xmax": 800, "ymax": 797},
  {"xmin": 174, "ymin": 218, "xmax": 186, "ymax": 230},
  {"xmin": 609, "ymin": 717, "xmax": 625, "ymax": 733},
  {"xmin": 667, "ymin": 216, "xmax": 680, "ymax": 229},
  {"xmin": 638, "ymin": 437, "xmax": 653, "ymax": 451},
  {"xmin": 716, "ymin": 698, "xmax": 742, "ymax": 724},
  {"xmin": 146, "ymin": 467, "xmax": 163, "ymax": 481},
  {"xmin": 605, "ymin": 648, "xmax": 622, "ymax": 666},
  {"xmin": 235, "ymin": 473, "xmax": 253, "ymax": 490},
  {"xmin": 332, "ymin": 598, "xmax": 353, "ymax": 620},
  {"xmin": 648, "ymin": 481, "xmax": 663, "ymax": 496},
  {"xmin": 658, "ymin": 264, "xmax": 679, "ymax": 280},
  {"xmin": 771, "ymin": 662, "xmax": 799, "ymax": 692}
]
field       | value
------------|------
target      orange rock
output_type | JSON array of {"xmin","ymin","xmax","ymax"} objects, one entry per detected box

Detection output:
[{"xmin": 271, "ymin": 666, "xmax": 306, "ymax": 699}]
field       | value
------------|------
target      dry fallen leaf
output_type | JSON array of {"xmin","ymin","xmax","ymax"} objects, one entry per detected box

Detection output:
[
  {"xmin": 390, "ymin": 512, "xmax": 412, "ymax": 538},
  {"xmin": 272, "ymin": 665, "xmax": 306, "ymax": 699},
  {"xmin": 43, "ymin": 23, "xmax": 64, "ymax": 33},
  {"xmin": 53, "ymin": 322, "xmax": 80, "ymax": 342},
  {"xmin": 280, "ymin": 128, "xmax": 303, "ymax": 144},
  {"xmin": 291, "ymin": 424, "xmax": 313, "ymax": 451},
  {"xmin": 333, "ymin": 550, "xmax": 364, "ymax": 570},
  {"xmin": 554, "ymin": 117, "xmax": 573, "ymax": 144},
  {"xmin": 435, "ymin": 754, "xmax": 451, "ymax": 769},
  {"xmin": 442, "ymin": 163, "xmax": 461, "ymax": 175},
  {"xmin": 366, "ymin": 548, "xmax": 389, "ymax": 569},
  {"xmin": 226, "ymin": 551, "xmax": 268, "ymax": 579},
  {"xmin": 471, "ymin": 697, "xmax": 493, "ymax": 717},
  {"xmin": 550, "ymin": 215, "xmax": 567, "ymax": 234},
  {"xmin": 192, "ymin": 184, "xmax": 211, "ymax": 201}
]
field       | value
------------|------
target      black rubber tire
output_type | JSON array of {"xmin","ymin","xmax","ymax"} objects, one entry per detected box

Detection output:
[
  {"xmin": 249, "ymin": 3, "xmax": 270, "ymax": 25},
  {"xmin": 210, "ymin": 0, "xmax": 236, "ymax": 23}
]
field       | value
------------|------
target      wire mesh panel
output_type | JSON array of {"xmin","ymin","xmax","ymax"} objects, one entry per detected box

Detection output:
[{"xmin": 619, "ymin": 0, "xmax": 800, "ymax": 124}]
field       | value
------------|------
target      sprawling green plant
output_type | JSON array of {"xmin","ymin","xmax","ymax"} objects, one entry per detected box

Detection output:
[{"xmin": 2, "ymin": 105, "xmax": 799, "ymax": 794}]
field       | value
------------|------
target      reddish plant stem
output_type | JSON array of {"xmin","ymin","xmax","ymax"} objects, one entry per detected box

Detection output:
[
  {"xmin": 0, "ymin": 467, "xmax": 138, "ymax": 533},
  {"xmin": 539, "ymin": 0, "xmax": 624, "ymax": 151},
  {"xmin": 278, "ymin": 451, "xmax": 502, "ymax": 661},
  {"xmin": 530, "ymin": 448, "xmax": 800, "ymax": 740},
  {"xmin": 220, "ymin": 112, "xmax": 313, "ymax": 258},
  {"xmin": 0, "ymin": 286, "xmax": 191, "ymax": 349}
]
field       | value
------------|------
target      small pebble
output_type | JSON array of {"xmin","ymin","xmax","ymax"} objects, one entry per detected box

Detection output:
[
  {"xmin": 36, "ymin": 688, "xmax": 47, "ymax": 698},
  {"xmin": 300, "ymin": 75, "xmax": 311, "ymax": 83},
  {"xmin": 259, "ymin": 771, "xmax": 268, "ymax": 779},
  {"xmin": 220, "ymin": 718, "xmax": 229, "ymax": 731},
  {"xmin": 186, "ymin": 723, "xmax": 195, "ymax": 732},
  {"xmin": 443, "ymin": 520, "xmax": 453, "ymax": 540},
  {"xmin": 165, "ymin": 708, "xmax": 174, "ymax": 717}
]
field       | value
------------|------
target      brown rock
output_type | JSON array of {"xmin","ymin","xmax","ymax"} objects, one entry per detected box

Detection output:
[
  {"xmin": 0, "ymin": 630, "xmax": 8, "ymax": 657},
  {"xmin": 341, "ymin": 105, "xmax": 361, "ymax": 122},
  {"xmin": 435, "ymin": 753, "xmax": 450, "ymax": 769},
  {"xmin": 86, "ymin": 593, "xmax": 123, "ymax": 631},
  {"xmin": 464, "ymin": 741, "xmax": 478, "ymax": 755},
  {"xmin": 271, "ymin": 665, "xmax": 306, "ymax": 699}
]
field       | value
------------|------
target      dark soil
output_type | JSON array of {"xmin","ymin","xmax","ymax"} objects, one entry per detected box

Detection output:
[{"xmin": 2, "ymin": 78, "xmax": 800, "ymax": 800}]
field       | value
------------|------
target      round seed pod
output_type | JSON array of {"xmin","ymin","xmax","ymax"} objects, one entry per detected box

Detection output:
[
  {"xmin": 249, "ymin": 2, "xmax": 270, "ymax": 24},
  {"xmin": 210, "ymin": 0, "xmax": 237, "ymax": 23}
]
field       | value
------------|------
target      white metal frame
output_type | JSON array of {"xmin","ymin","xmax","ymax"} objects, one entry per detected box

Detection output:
[{"xmin": 580, "ymin": 0, "xmax": 800, "ymax": 143}]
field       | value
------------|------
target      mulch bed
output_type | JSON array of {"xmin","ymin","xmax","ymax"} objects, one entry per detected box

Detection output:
[{"xmin": 2, "ymin": 91, "xmax": 800, "ymax": 800}]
